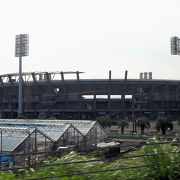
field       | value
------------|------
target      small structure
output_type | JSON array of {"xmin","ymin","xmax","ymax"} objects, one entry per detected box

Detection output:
[{"xmin": 0, "ymin": 126, "xmax": 54, "ymax": 166}]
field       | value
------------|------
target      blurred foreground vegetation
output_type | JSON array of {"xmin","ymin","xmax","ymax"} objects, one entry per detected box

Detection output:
[{"xmin": 0, "ymin": 138, "xmax": 180, "ymax": 180}]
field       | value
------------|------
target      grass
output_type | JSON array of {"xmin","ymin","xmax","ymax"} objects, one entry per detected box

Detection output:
[{"xmin": 0, "ymin": 138, "xmax": 179, "ymax": 179}]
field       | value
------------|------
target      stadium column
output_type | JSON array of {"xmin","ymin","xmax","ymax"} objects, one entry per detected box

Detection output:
[
  {"xmin": 162, "ymin": 84, "xmax": 168, "ymax": 115},
  {"xmin": 108, "ymin": 70, "xmax": 112, "ymax": 116},
  {"xmin": 32, "ymin": 73, "xmax": 38, "ymax": 118},
  {"xmin": 176, "ymin": 83, "xmax": 180, "ymax": 113},
  {"xmin": 122, "ymin": 70, "xmax": 128, "ymax": 119},
  {"xmin": 8, "ymin": 75, "xmax": 14, "ymax": 118},
  {"xmin": 45, "ymin": 72, "xmax": 51, "ymax": 118},
  {"xmin": 93, "ymin": 82, "xmax": 97, "ymax": 119},
  {"xmin": 132, "ymin": 94, "xmax": 136, "ymax": 133},
  {"xmin": 0, "ymin": 76, "xmax": 5, "ymax": 118},
  {"xmin": 150, "ymin": 84, "xmax": 155, "ymax": 118},
  {"xmin": 76, "ymin": 71, "xmax": 81, "ymax": 119},
  {"xmin": 61, "ymin": 72, "xmax": 66, "ymax": 119}
]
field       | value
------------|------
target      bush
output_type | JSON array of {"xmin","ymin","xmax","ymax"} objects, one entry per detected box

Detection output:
[{"xmin": 139, "ymin": 138, "xmax": 180, "ymax": 180}]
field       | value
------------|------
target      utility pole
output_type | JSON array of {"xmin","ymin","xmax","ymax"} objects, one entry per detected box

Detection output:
[{"xmin": 132, "ymin": 94, "xmax": 137, "ymax": 133}]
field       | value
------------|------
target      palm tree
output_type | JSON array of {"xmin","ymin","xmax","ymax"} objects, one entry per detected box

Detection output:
[
  {"xmin": 136, "ymin": 116, "xmax": 150, "ymax": 135},
  {"xmin": 117, "ymin": 120, "xmax": 129, "ymax": 134},
  {"xmin": 177, "ymin": 116, "xmax": 180, "ymax": 126},
  {"xmin": 156, "ymin": 116, "xmax": 173, "ymax": 135},
  {"xmin": 96, "ymin": 115, "xmax": 111, "ymax": 128}
]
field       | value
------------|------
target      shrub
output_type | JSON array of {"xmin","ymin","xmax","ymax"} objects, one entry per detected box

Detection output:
[{"xmin": 140, "ymin": 138, "xmax": 180, "ymax": 180}]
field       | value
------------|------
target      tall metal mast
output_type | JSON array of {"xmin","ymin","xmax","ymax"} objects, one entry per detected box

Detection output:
[{"xmin": 15, "ymin": 34, "xmax": 29, "ymax": 117}]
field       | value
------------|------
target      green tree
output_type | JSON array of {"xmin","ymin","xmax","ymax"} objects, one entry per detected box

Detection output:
[
  {"xmin": 96, "ymin": 115, "xmax": 111, "ymax": 128},
  {"xmin": 140, "ymin": 139, "xmax": 180, "ymax": 180},
  {"xmin": 117, "ymin": 120, "xmax": 129, "ymax": 134},
  {"xmin": 47, "ymin": 116, "xmax": 57, "ymax": 120},
  {"xmin": 177, "ymin": 116, "xmax": 180, "ymax": 126},
  {"xmin": 17, "ymin": 114, "xmax": 27, "ymax": 119},
  {"xmin": 156, "ymin": 116, "xmax": 173, "ymax": 135},
  {"xmin": 136, "ymin": 116, "xmax": 150, "ymax": 135}
]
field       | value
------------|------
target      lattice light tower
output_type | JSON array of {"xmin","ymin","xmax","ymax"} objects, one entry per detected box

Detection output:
[
  {"xmin": 15, "ymin": 34, "xmax": 29, "ymax": 117},
  {"xmin": 171, "ymin": 36, "xmax": 180, "ymax": 55}
]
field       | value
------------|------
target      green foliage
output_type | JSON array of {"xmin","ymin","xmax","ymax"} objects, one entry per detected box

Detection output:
[
  {"xmin": 136, "ymin": 116, "xmax": 150, "ymax": 134},
  {"xmin": 117, "ymin": 120, "xmax": 129, "ymax": 134},
  {"xmin": 14, "ymin": 152, "xmax": 122, "ymax": 180},
  {"xmin": 0, "ymin": 171, "xmax": 15, "ymax": 180},
  {"xmin": 156, "ymin": 116, "xmax": 173, "ymax": 134},
  {"xmin": 177, "ymin": 116, "xmax": 180, "ymax": 126},
  {"xmin": 114, "ymin": 138, "xmax": 180, "ymax": 180},
  {"xmin": 138, "ymin": 138, "xmax": 180, "ymax": 180},
  {"xmin": 47, "ymin": 116, "xmax": 57, "ymax": 120},
  {"xmin": 17, "ymin": 114, "xmax": 27, "ymax": 119},
  {"xmin": 96, "ymin": 115, "xmax": 111, "ymax": 128},
  {"xmin": 0, "ymin": 139, "xmax": 179, "ymax": 180}
]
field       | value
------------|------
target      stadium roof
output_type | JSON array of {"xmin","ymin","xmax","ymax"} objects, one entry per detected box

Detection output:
[{"xmin": 1, "ymin": 71, "xmax": 180, "ymax": 83}]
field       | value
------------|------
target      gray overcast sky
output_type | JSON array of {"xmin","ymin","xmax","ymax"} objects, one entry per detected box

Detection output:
[{"xmin": 0, "ymin": 0, "xmax": 180, "ymax": 79}]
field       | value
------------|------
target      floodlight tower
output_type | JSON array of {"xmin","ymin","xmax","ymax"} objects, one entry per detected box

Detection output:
[
  {"xmin": 15, "ymin": 34, "xmax": 29, "ymax": 117},
  {"xmin": 171, "ymin": 36, "xmax": 180, "ymax": 55}
]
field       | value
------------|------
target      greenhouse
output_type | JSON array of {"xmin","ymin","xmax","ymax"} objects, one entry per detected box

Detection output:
[
  {"xmin": 36, "ymin": 124, "xmax": 85, "ymax": 148},
  {"xmin": 50, "ymin": 120, "xmax": 107, "ymax": 145},
  {"xmin": 0, "ymin": 119, "xmax": 107, "ymax": 146},
  {"xmin": 0, "ymin": 126, "xmax": 54, "ymax": 167}
]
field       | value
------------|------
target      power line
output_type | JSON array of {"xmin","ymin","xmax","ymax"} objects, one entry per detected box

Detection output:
[
  {"xmin": 1, "ymin": 151, "xmax": 179, "ymax": 172},
  {"xmin": 25, "ymin": 164, "xmax": 155, "ymax": 180},
  {"xmin": 0, "ymin": 140, "xmax": 178, "ymax": 158}
]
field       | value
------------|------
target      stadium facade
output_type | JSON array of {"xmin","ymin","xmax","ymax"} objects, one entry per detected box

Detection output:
[{"xmin": 0, "ymin": 71, "xmax": 180, "ymax": 120}]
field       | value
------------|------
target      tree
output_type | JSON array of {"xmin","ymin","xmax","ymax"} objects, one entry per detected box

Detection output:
[
  {"xmin": 117, "ymin": 120, "xmax": 129, "ymax": 134},
  {"xmin": 17, "ymin": 114, "xmax": 27, "ymax": 119},
  {"xmin": 136, "ymin": 116, "xmax": 150, "ymax": 135},
  {"xmin": 96, "ymin": 115, "xmax": 111, "ymax": 128},
  {"xmin": 177, "ymin": 116, "xmax": 180, "ymax": 126},
  {"xmin": 156, "ymin": 116, "xmax": 173, "ymax": 135}
]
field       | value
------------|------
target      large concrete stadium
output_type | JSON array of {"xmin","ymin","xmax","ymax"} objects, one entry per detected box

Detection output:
[{"xmin": 0, "ymin": 71, "xmax": 180, "ymax": 120}]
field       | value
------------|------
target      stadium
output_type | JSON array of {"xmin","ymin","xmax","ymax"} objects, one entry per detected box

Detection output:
[{"xmin": 0, "ymin": 70, "xmax": 180, "ymax": 120}]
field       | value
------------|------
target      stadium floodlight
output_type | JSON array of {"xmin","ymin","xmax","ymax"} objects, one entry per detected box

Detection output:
[
  {"xmin": 171, "ymin": 36, "xmax": 180, "ymax": 55},
  {"xmin": 15, "ymin": 34, "xmax": 29, "ymax": 57},
  {"xmin": 15, "ymin": 34, "xmax": 29, "ymax": 117}
]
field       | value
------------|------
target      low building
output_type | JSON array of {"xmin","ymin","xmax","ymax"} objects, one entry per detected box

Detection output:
[{"xmin": 0, "ymin": 126, "xmax": 54, "ymax": 166}]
